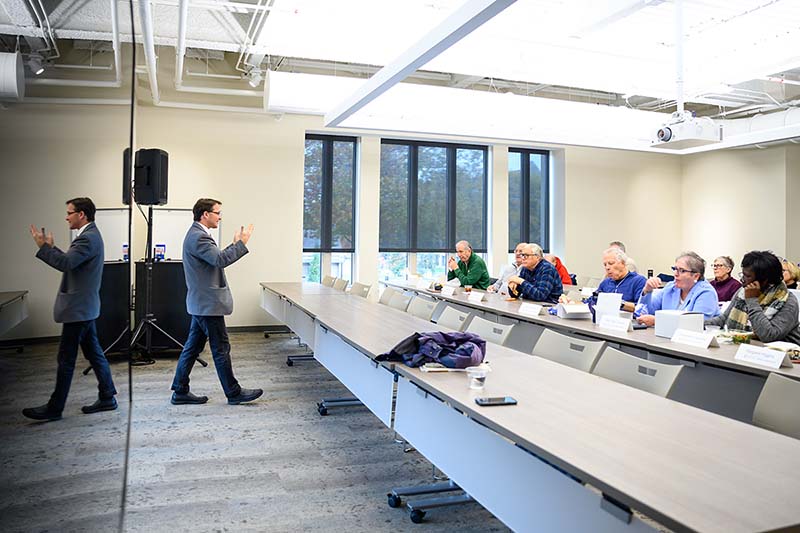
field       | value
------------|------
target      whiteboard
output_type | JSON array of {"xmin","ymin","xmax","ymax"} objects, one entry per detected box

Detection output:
[
  {"xmin": 152, "ymin": 208, "xmax": 221, "ymax": 261},
  {"xmin": 70, "ymin": 208, "xmax": 129, "ymax": 262}
]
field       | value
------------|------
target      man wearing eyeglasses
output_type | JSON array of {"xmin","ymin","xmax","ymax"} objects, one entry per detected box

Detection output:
[
  {"xmin": 24, "ymin": 197, "xmax": 117, "ymax": 421},
  {"xmin": 507, "ymin": 243, "xmax": 563, "ymax": 303},
  {"xmin": 170, "ymin": 198, "xmax": 262, "ymax": 406}
]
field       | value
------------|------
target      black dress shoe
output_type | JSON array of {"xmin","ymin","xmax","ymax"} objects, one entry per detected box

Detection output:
[
  {"xmin": 82, "ymin": 397, "xmax": 118, "ymax": 414},
  {"xmin": 227, "ymin": 388, "xmax": 263, "ymax": 405},
  {"xmin": 22, "ymin": 405, "xmax": 62, "ymax": 421},
  {"xmin": 171, "ymin": 391, "xmax": 209, "ymax": 405}
]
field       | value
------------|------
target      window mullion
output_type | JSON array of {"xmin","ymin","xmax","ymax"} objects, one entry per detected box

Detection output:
[
  {"xmin": 409, "ymin": 145, "xmax": 418, "ymax": 250},
  {"xmin": 446, "ymin": 147, "xmax": 456, "ymax": 251},
  {"xmin": 321, "ymin": 139, "xmax": 333, "ymax": 251}
]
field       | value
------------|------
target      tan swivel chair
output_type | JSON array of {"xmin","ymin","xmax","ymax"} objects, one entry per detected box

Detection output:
[
  {"xmin": 350, "ymin": 282, "xmax": 372, "ymax": 299},
  {"xmin": 406, "ymin": 296, "xmax": 437, "ymax": 321},
  {"xmin": 591, "ymin": 347, "xmax": 682, "ymax": 397},
  {"xmin": 753, "ymin": 373, "xmax": 800, "ymax": 439},
  {"xmin": 436, "ymin": 306, "xmax": 469, "ymax": 332},
  {"xmin": 532, "ymin": 329, "xmax": 606, "ymax": 372},
  {"xmin": 379, "ymin": 287, "xmax": 399, "ymax": 305},
  {"xmin": 321, "ymin": 275, "xmax": 336, "ymax": 287},
  {"xmin": 466, "ymin": 315, "xmax": 514, "ymax": 346},
  {"xmin": 388, "ymin": 292, "xmax": 413, "ymax": 312},
  {"xmin": 332, "ymin": 278, "xmax": 348, "ymax": 291}
]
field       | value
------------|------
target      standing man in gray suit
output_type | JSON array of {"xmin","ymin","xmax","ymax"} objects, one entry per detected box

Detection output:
[
  {"xmin": 24, "ymin": 197, "xmax": 118, "ymax": 421},
  {"xmin": 170, "ymin": 198, "xmax": 262, "ymax": 405}
]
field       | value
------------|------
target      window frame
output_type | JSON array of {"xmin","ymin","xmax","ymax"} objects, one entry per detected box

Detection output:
[
  {"xmin": 303, "ymin": 134, "xmax": 358, "ymax": 254},
  {"xmin": 379, "ymin": 138, "xmax": 488, "ymax": 254},
  {"xmin": 508, "ymin": 147, "xmax": 550, "ymax": 253}
]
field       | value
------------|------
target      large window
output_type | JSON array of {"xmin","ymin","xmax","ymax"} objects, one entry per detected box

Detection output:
[
  {"xmin": 304, "ymin": 135, "xmax": 357, "ymax": 253},
  {"xmin": 380, "ymin": 140, "xmax": 487, "ymax": 253},
  {"xmin": 303, "ymin": 135, "xmax": 356, "ymax": 282},
  {"xmin": 508, "ymin": 148, "xmax": 549, "ymax": 251}
]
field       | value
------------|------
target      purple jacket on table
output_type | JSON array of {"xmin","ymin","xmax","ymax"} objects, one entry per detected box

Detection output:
[{"xmin": 517, "ymin": 259, "xmax": 563, "ymax": 303}]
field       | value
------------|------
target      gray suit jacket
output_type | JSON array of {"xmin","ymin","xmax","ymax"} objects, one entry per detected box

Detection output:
[
  {"xmin": 183, "ymin": 222, "xmax": 248, "ymax": 316},
  {"xmin": 36, "ymin": 222, "xmax": 104, "ymax": 323}
]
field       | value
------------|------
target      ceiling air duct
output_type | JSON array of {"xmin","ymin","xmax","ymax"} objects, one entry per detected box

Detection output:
[{"xmin": 0, "ymin": 52, "xmax": 25, "ymax": 101}]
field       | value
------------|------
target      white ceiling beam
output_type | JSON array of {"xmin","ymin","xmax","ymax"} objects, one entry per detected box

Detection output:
[{"xmin": 324, "ymin": 0, "xmax": 517, "ymax": 127}]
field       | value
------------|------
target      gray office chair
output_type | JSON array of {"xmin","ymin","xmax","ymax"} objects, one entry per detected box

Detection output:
[
  {"xmin": 388, "ymin": 292, "xmax": 413, "ymax": 312},
  {"xmin": 406, "ymin": 296, "xmax": 437, "ymax": 321},
  {"xmin": 566, "ymin": 289, "xmax": 584, "ymax": 302},
  {"xmin": 575, "ymin": 275, "xmax": 589, "ymax": 287},
  {"xmin": 532, "ymin": 329, "xmax": 606, "ymax": 372},
  {"xmin": 332, "ymin": 278, "xmax": 348, "ymax": 291},
  {"xmin": 350, "ymin": 282, "xmax": 372, "ymax": 299},
  {"xmin": 436, "ymin": 306, "xmax": 469, "ymax": 331},
  {"xmin": 321, "ymin": 275, "xmax": 336, "ymax": 287},
  {"xmin": 752, "ymin": 373, "xmax": 800, "ymax": 439},
  {"xmin": 586, "ymin": 277, "xmax": 603, "ymax": 288},
  {"xmin": 379, "ymin": 287, "xmax": 399, "ymax": 305},
  {"xmin": 591, "ymin": 347, "xmax": 682, "ymax": 397},
  {"xmin": 466, "ymin": 316, "xmax": 514, "ymax": 346}
]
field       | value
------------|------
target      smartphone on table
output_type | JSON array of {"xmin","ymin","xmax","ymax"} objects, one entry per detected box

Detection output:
[{"xmin": 475, "ymin": 396, "xmax": 517, "ymax": 406}]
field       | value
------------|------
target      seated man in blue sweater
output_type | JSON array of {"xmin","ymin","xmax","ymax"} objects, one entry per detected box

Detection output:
[
  {"xmin": 591, "ymin": 247, "xmax": 647, "ymax": 312},
  {"xmin": 507, "ymin": 243, "xmax": 563, "ymax": 303}
]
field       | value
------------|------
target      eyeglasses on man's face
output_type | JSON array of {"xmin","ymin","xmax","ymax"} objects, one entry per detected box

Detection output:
[
  {"xmin": 671, "ymin": 266, "xmax": 696, "ymax": 276},
  {"xmin": 66, "ymin": 211, "xmax": 79, "ymax": 216},
  {"xmin": 208, "ymin": 210, "xmax": 221, "ymax": 216},
  {"xmin": 519, "ymin": 253, "xmax": 536, "ymax": 259}
]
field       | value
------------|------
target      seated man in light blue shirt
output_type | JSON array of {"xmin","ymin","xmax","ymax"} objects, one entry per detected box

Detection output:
[
  {"xmin": 488, "ymin": 242, "xmax": 526, "ymax": 295},
  {"xmin": 636, "ymin": 251, "xmax": 720, "ymax": 326}
]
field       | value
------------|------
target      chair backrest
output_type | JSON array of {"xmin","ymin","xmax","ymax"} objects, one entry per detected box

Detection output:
[
  {"xmin": 586, "ymin": 277, "xmax": 603, "ymax": 288},
  {"xmin": 575, "ymin": 275, "xmax": 589, "ymax": 287},
  {"xmin": 388, "ymin": 292, "xmax": 413, "ymax": 312},
  {"xmin": 591, "ymin": 347, "xmax": 682, "ymax": 397},
  {"xmin": 566, "ymin": 290, "xmax": 584, "ymax": 302},
  {"xmin": 321, "ymin": 275, "xmax": 336, "ymax": 287},
  {"xmin": 350, "ymin": 282, "xmax": 372, "ymax": 299},
  {"xmin": 753, "ymin": 373, "xmax": 800, "ymax": 439},
  {"xmin": 379, "ymin": 287, "xmax": 399, "ymax": 305},
  {"xmin": 406, "ymin": 296, "xmax": 437, "ymax": 321},
  {"xmin": 437, "ymin": 306, "xmax": 470, "ymax": 331},
  {"xmin": 466, "ymin": 315, "xmax": 514, "ymax": 346},
  {"xmin": 332, "ymin": 278, "xmax": 348, "ymax": 291},
  {"xmin": 532, "ymin": 329, "xmax": 606, "ymax": 372}
]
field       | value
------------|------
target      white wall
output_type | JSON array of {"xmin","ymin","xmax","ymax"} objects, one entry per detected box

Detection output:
[
  {"xmin": 2, "ymin": 102, "xmax": 796, "ymax": 339},
  {"xmin": 786, "ymin": 145, "xmax": 800, "ymax": 262},
  {"xmin": 563, "ymin": 146, "xmax": 683, "ymax": 279},
  {"xmin": 681, "ymin": 146, "xmax": 788, "ymax": 278}
]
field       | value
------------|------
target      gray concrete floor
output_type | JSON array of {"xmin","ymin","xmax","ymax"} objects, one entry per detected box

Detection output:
[{"xmin": 0, "ymin": 332, "xmax": 509, "ymax": 532}]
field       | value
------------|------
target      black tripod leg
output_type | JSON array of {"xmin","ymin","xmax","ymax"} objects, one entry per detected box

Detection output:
[
  {"xmin": 147, "ymin": 320, "xmax": 207, "ymax": 367},
  {"xmin": 84, "ymin": 326, "xmax": 132, "ymax": 375}
]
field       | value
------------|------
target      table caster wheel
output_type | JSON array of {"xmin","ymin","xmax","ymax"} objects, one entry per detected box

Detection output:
[
  {"xmin": 410, "ymin": 510, "xmax": 426, "ymax": 523},
  {"xmin": 387, "ymin": 494, "xmax": 402, "ymax": 508},
  {"xmin": 286, "ymin": 358, "xmax": 294, "ymax": 366},
  {"xmin": 317, "ymin": 403, "xmax": 328, "ymax": 416}
]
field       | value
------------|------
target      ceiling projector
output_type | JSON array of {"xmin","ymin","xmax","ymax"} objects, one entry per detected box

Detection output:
[{"xmin": 652, "ymin": 111, "xmax": 722, "ymax": 150}]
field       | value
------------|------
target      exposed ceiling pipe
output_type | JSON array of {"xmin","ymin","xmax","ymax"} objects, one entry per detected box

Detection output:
[
  {"xmin": 22, "ymin": 97, "xmax": 128, "ymax": 105},
  {"xmin": 138, "ymin": 0, "xmax": 160, "ymax": 104},
  {"xmin": 110, "ymin": 0, "xmax": 121, "ymax": 85},
  {"xmin": 175, "ymin": 0, "xmax": 189, "ymax": 87},
  {"xmin": 674, "ymin": 0, "xmax": 684, "ymax": 114}
]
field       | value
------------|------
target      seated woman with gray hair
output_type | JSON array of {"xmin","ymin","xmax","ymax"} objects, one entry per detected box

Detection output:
[
  {"xmin": 709, "ymin": 255, "xmax": 741, "ymax": 302},
  {"xmin": 635, "ymin": 251, "xmax": 719, "ymax": 327},
  {"xmin": 706, "ymin": 251, "xmax": 800, "ymax": 344}
]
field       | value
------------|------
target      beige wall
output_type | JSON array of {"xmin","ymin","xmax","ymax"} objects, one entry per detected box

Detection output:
[
  {"xmin": 563, "ymin": 146, "xmax": 683, "ymax": 279},
  {"xmin": 2, "ymin": 102, "xmax": 796, "ymax": 339},
  {"xmin": 787, "ymin": 145, "xmax": 800, "ymax": 262},
  {"xmin": 681, "ymin": 146, "xmax": 788, "ymax": 278}
]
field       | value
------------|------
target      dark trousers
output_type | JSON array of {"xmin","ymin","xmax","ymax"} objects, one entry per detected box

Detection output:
[
  {"xmin": 171, "ymin": 315, "xmax": 241, "ymax": 398},
  {"xmin": 49, "ymin": 320, "xmax": 117, "ymax": 412}
]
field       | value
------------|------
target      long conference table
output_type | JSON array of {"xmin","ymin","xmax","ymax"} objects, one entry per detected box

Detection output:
[
  {"xmin": 260, "ymin": 281, "xmax": 800, "ymax": 533},
  {"xmin": 384, "ymin": 280, "xmax": 800, "ymax": 422},
  {"xmin": 0, "ymin": 291, "xmax": 29, "ymax": 339}
]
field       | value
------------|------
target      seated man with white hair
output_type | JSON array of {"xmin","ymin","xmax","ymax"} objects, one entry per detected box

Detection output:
[
  {"xmin": 488, "ymin": 242, "xmax": 526, "ymax": 295},
  {"xmin": 591, "ymin": 248, "xmax": 647, "ymax": 312},
  {"xmin": 446, "ymin": 240, "xmax": 491, "ymax": 290},
  {"xmin": 507, "ymin": 243, "xmax": 563, "ymax": 303}
]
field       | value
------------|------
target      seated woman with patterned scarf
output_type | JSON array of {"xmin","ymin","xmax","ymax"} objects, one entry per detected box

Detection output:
[{"xmin": 705, "ymin": 250, "xmax": 800, "ymax": 344}]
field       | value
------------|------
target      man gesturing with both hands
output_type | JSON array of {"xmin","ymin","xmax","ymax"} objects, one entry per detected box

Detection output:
[{"xmin": 170, "ymin": 198, "xmax": 262, "ymax": 406}]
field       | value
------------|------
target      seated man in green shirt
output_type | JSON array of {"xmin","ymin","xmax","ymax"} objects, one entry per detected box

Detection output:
[{"xmin": 446, "ymin": 240, "xmax": 491, "ymax": 290}]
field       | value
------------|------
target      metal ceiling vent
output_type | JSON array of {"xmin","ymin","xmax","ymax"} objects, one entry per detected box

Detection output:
[{"xmin": 0, "ymin": 52, "xmax": 25, "ymax": 101}]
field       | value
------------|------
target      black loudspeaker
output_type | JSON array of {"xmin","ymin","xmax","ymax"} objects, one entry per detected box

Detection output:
[{"xmin": 123, "ymin": 148, "xmax": 169, "ymax": 205}]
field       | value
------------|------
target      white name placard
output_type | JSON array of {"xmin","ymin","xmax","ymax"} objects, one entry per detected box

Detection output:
[
  {"xmin": 441, "ymin": 286, "xmax": 456, "ymax": 297},
  {"xmin": 519, "ymin": 303, "xmax": 543, "ymax": 317},
  {"xmin": 670, "ymin": 328, "xmax": 719, "ymax": 349},
  {"xmin": 598, "ymin": 314, "xmax": 632, "ymax": 333},
  {"xmin": 467, "ymin": 292, "xmax": 486, "ymax": 303},
  {"xmin": 735, "ymin": 344, "xmax": 793, "ymax": 369},
  {"xmin": 416, "ymin": 279, "xmax": 431, "ymax": 290}
]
